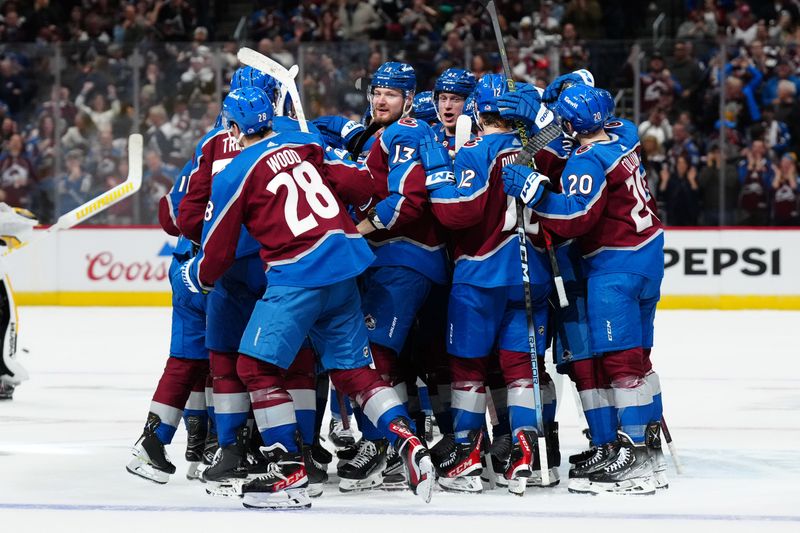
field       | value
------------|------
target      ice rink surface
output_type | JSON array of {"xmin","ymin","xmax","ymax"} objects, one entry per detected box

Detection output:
[{"xmin": 1, "ymin": 307, "xmax": 799, "ymax": 532}]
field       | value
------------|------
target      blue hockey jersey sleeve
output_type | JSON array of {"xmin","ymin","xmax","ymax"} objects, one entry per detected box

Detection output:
[
  {"xmin": 534, "ymin": 146, "xmax": 608, "ymax": 238},
  {"xmin": 430, "ymin": 139, "xmax": 491, "ymax": 229},
  {"xmin": 159, "ymin": 159, "xmax": 194, "ymax": 236}
]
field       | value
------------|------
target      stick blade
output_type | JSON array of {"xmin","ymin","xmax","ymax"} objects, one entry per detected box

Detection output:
[
  {"xmin": 455, "ymin": 115, "xmax": 472, "ymax": 153},
  {"xmin": 127, "ymin": 133, "xmax": 143, "ymax": 190}
]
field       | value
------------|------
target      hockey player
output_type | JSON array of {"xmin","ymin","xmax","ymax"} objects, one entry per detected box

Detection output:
[
  {"xmin": 432, "ymin": 68, "xmax": 477, "ymax": 152},
  {"xmin": 413, "ymin": 91, "xmax": 438, "ymax": 124},
  {"xmin": 181, "ymin": 86, "xmax": 434, "ymax": 509},
  {"xmin": 338, "ymin": 62, "xmax": 451, "ymax": 492},
  {"xmin": 427, "ymin": 73, "xmax": 556, "ymax": 495},
  {"xmin": 502, "ymin": 83, "xmax": 665, "ymax": 495},
  {"xmin": 0, "ymin": 203, "xmax": 36, "ymax": 400},
  {"xmin": 127, "ymin": 159, "xmax": 212, "ymax": 484}
]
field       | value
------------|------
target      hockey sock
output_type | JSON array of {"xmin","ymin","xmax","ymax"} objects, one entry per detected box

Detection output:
[
  {"xmin": 182, "ymin": 369, "xmax": 209, "ymax": 431},
  {"xmin": 330, "ymin": 366, "xmax": 411, "ymax": 448},
  {"xmin": 643, "ymin": 349, "xmax": 663, "ymax": 423},
  {"xmin": 569, "ymin": 359, "xmax": 616, "ymax": 446},
  {"xmin": 541, "ymin": 365, "xmax": 557, "ymax": 425},
  {"xmin": 204, "ymin": 373, "xmax": 216, "ymax": 436},
  {"xmin": 329, "ymin": 387, "xmax": 353, "ymax": 420},
  {"xmin": 315, "ymin": 372, "xmax": 329, "ymax": 438},
  {"xmin": 418, "ymin": 379, "xmax": 433, "ymax": 416},
  {"xmin": 236, "ymin": 355, "xmax": 299, "ymax": 453},
  {"xmin": 603, "ymin": 348, "xmax": 651, "ymax": 444},
  {"xmin": 487, "ymin": 360, "xmax": 510, "ymax": 438},
  {"xmin": 498, "ymin": 350, "xmax": 539, "ymax": 444},
  {"xmin": 285, "ymin": 347, "xmax": 316, "ymax": 446},
  {"xmin": 211, "ymin": 350, "xmax": 250, "ymax": 447},
  {"xmin": 150, "ymin": 357, "xmax": 209, "ymax": 444},
  {"xmin": 450, "ymin": 355, "xmax": 489, "ymax": 444},
  {"xmin": 431, "ymin": 383, "xmax": 454, "ymax": 434}
]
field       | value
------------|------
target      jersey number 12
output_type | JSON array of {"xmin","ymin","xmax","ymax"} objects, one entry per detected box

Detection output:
[{"xmin": 267, "ymin": 161, "xmax": 340, "ymax": 237}]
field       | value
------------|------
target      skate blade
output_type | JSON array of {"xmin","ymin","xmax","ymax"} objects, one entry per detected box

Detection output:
[
  {"xmin": 186, "ymin": 461, "xmax": 206, "ymax": 481},
  {"xmin": 585, "ymin": 476, "xmax": 657, "ymax": 495},
  {"xmin": 205, "ymin": 479, "xmax": 246, "ymax": 498},
  {"xmin": 507, "ymin": 477, "xmax": 527, "ymax": 496},
  {"xmin": 413, "ymin": 456, "xmax": 434, "ymax": 504},
  {"xmin": 654, "ymin": 470, "xmax": 669, "ymax": 489},
  {"xmin": 527, "ymin": 468, "xmax": 560, "ymax": 487},
  {"xmin": 567, "ymin": 477, "xmax": 594, "ymax": 494},
  {"xmin": 379, "ymin": 475, "xmax": 408, "ymax": 491},
  {"xmin": 126, "ymin": 461, "xmax": 170, "ymax": 485},
  {"xmin": 308, "ymin": 482, "xmax": 324, "ymax": 498},
  {"xmin": 338, "ymin": 472, "xmax": 384, "ymax": 492},
  {"xmin": 242, "ymin": 488, "xmax": 312, "ymax": 510},
  {"xmin": 438, "ymin": 475, "xmax": 482, "ymax": 494}
]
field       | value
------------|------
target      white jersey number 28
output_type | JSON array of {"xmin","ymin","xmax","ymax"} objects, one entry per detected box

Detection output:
[
  {"xmin": 267, "ymin": 161, "xmax": 340, "ymax": 237},
  {"xmin": 625, "ymin": 168, "xmax": 655, "ymax": 233}
]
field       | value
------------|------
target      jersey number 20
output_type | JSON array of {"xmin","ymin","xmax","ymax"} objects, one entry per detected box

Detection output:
[{"xmin": 267, "ymin": 161, "xmax": 340, "ymax": 237}]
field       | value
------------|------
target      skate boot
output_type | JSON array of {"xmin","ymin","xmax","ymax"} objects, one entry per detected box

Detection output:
[
  {"xmin": 202, "ymin": 425, "xmax": 252, "ymax": 497},
  {"xmin": 380, "ymin": 446, "xmax": 407, "ymax": 490},
  {"xmin": 202, "ymin": 419, "xmax": 219, "ymax": 467},
  {"xmin": 645, "ymin": 422, "xmax": 669, "ymax": 489},
  {"xmin": 337, "ymin": 438, "xmax": 388, "ymax": 492},
  {"xmin": 529, "ymin": 422, "xmax": 560, "ymax": 487},
  {"xmin": 505, "ymin": 430, "xmax": 536, "ymax": 496},
  {"xmin": 241, "ymin": 444, "xmax": 311, "ymax": 510},
  {"xmin": 567, "ymin": 441, "xmax": 617, "ymax": 493},
  {"xmin": 586, "ymin": 433, "xmax": 656, "ymax": 495},
  {"xmin": 185, "ymin": 415, "xmax": 207, "ymax": 480},
  {"xmin": 388, "ymin": 417, "xmax": 434, "ymax": 503},
  {"xmin": 302, "ymin": 444, "xmax": 328, "ymax": 497},
  {"xmin": 568, "ymin": 428, "xmax": 595, "ymax": 465},
  {"xmin": 480, "ymin": 433, "xmax": 510, "ymax": 487},
  {"xmin": 310, "ymin": 438, "xmax": 333, "ymax": 467},
  {"xmin": 328, "ymin": 417, "xmax": 355, "ymax": 449},
  {"xmin": 126, "ymin": 412, "xmax": 177, "ymax": 484},
  {"xmin": 435, "ymin": 430, "xmax": 483, "ymax": 494}
]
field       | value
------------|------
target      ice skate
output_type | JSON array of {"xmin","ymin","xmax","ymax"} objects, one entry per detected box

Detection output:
[
  {"xmin": 241, "ymin": 444, "xmax": 311, "ymax": 510},
  {"xmin": 645, "ymin": 421, "xmax": 669, "ymax": 489},
  {"xmin": 185, "ymin": 415, "xmax": 206, "ymax": 480},
  {"xmin": 529, "ymin": 422, "xmax": 560, "ymax": 487},
  {"xmin": 388, "ymin": 417, "xmax": 434, "ymax": 503},
  {"xmin": 302, "ymin": 444, "xmax": 328, "ymax": 497},
  {"xmin": 480, "ymin": 433, "xmax": 510, "ymax": 487},
  {"xmin": 337, "ymin": 438, "xmax": 387, "ymax": 492},
  {"xmin": 126, "ymin": 413, "xmax": 176, "ymax": 484},
  {"xmin": 380, "ymin": 446, "xmax": 408, "ymax": 491},
  {"xmin": 435, "ymin": 430, "xmax": 483, "ymax": 494},
  {"xmin": 567, "ymin": 441, "xmax": 617, "ymax": 493},
  {"xmin": 328, "ymin": 417, "xmax": 356, "ymax": 449},
  {"xmin": 202, "ymin": 426, "xmax": 253, "ymax": 497},
  {"xmin": 505, "ymin": 430, "xmax": 536, "ymax": 496},
  {"xmin": 586, "ymin": 433, "xmax": 656, "ymax": 495}
]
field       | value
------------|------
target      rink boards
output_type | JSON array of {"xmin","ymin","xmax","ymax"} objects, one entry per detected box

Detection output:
[{"xmin": 5, "ymin": 226, "xmax": 800, "ymax": 309}]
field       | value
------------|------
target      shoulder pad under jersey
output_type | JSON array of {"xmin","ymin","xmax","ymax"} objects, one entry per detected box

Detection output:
[{"xmin": 382, "ymin": 117, "xmax": 428, "ymax": 149}]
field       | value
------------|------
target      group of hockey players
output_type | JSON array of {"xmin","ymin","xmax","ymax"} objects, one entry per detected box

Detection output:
[{"xmin": 124, "ymin": 47, "xmax": 669, "ymax": 510}]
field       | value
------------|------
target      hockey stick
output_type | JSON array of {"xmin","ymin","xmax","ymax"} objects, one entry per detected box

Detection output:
[
  {"xmin": 482, "ymin": 0, "xmax": 549, "ymax": 490},
  {"xmin": 2, "ymin": 134, "xmax": 143, "ymax": 257},
  {"xmin": 455, "ymin": 114, "xmax": 472, "ymax": 153},
  {"xmin": 275, "ymin": 64, "xmax": 299, "ymax": 117},
  {"xmin": 660, "ymin": 416, "xmax": 683, "ymax": 474},
  {"xmin": 236, "ymin": 48, "xmax": 308, "ymax": 133}
]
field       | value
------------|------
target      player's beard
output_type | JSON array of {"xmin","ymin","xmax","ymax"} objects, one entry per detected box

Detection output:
[{"xmin": 371, "ymin": 106, "xmax": 403, "ymax": 127}]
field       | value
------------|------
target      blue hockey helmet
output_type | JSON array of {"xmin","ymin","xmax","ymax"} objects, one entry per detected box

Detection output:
[
  {"xmin": 230, "ymin": 66, "xmax": 278, "ymax": 102},
  {"xmin": 369, "ymin": 62, "xmax": 416, "ymax": 97},
  {"xmin": 554, "ymin": 84, "xmax": 614, "ymax": 135},
  {"xmin": 221, "ymin": 87, "xmax": 274, "ymax": 136},
  {"xmin": 434, "ymin": 68, "xmax": 477, "ymax": 99},
  {"xmin": 413, "ymin": 91, "xmax": 437, "ymax": 123},
  {"xmin": 463, "ymin": 92, "xmax": 477, "ymax": 123},
  {"xmin": 474, "ymin": 73, "xmax": 508, "ymax": 114}
]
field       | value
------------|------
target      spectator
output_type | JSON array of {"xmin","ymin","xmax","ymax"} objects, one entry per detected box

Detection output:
[
  {"xmin": 22, "ymin": 0, "xmax": 64, "ymax": 41},
  {"xmin": 338, "ymin": 0, "xmax": 382, "ymax": 41},
  {"xmin": 114, "ymin": 3, "xmax": 149, "ymax": 44},
  {"xmin": 558, "ymin": 23, "xmax": 588, "ymax": 72},
  {"xmin": 75, "ymin": 81, "xmax": 121, "ymax": 132},
  {"xmin": 760, "ymin": 105, "xmax": 792, "ymax": 157},
  {"xmin": 143, "ymin": 104, "xmax": 179, "ymax": 164},
  {"xmin": 660, "ymin": 152, "xmax": 701, "ymax": 226},
  {"xmin": 773, "ymin": 79, "xmax": 800, "ymax": 153},
  {"xmin": 738, "ymin": 139, "xmax": 774, "ymax": 225},
  {"xmin": 771, "ymin": 152, "xmax": 800, "ymax": 225},
  {"xmin": 638, "ymin": 108, "xmax": 673, "ymax": 147},
  {"xmin": 731, "ymin": 4, "xmax": 758, "ymax": 45},
  {"xmin": 0, "ymin": 133, "xmax": 36, "ymax": 208},
  {"xmin": 697, "ymin": 143, "xmax": 739, "ymax": 225},
  {"xmin": 761, "ymin": 58, "xmax": 800, "ymax": 107},
  {"xmin": 640, "ymin": 52, "xmax": 680, "ymax": 114},
  {"xmin": 562, "ymin": 0, "xmax": 604, "ymax": 39},
  {"xmin": 155, "ymin": 0, "xmax": 196, "ymax": 42},
  {"xmin": 142, "ymin": 150, "xmax": 177, "ymax": 222},
  {"xmin": 178, "ymin": 54, "xmax": 215, "ymax": 101},
  {"xmin": 270, "ymin": 36, "xmax": 296, "ymax": 69},
  {"xmin": 666, "ymin": 122, "xmax": 701, "ymax": 168},
  {"xmin": 641, "ymin": 134, "xmax": 666, "ymax": 202},
  {"xmin": 61, "ymin": 112, "xmax": 97, "ymax": 153},
  {"xmin": 25, "ymin": 114, "xmax": 57, "ymax": 172},
  {"xmin": 669, "ymin": 41, "xmax": 705, "ymax": 114},
  {"xmin": 0, "ymin": 56, "xmax": 33, "ymax": 116},
  {"xmin": 55, "ymin": 149, "xmax": 92, "ymax": 214},
  {"xmin": 434, "ymin": 31, "xmax": 465, "ymax": 65}
]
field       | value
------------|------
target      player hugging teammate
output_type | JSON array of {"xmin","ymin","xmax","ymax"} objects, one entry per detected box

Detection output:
[{"xmin": 126, "ymin": 47, "xmax": 670, "ymax": 507}]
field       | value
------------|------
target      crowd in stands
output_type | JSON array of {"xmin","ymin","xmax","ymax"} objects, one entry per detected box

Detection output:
[{"xmin": 0, "ymin": 0, "xmax": 798, "ymax": 226}]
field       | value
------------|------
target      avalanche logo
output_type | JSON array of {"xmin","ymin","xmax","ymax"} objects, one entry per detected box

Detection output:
[{"xmin": 364, "ymin": 314, "xmax": 376, "ymax": 331}]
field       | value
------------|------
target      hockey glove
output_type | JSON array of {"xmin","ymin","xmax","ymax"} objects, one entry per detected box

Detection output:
[
  {"xmin": 502, "ymin": 165, "xmax": 551, "ymax": 208},
  {"xmin": 312, "ymin": 115, "xmax": 366, "ymax": 152},
  {"xmin": 497, "ymin": 84, "xmax": 544, "ymax": 126},
  {"xmin": 542, "ymin": 69, "xmax": 595, "ymax": 104},
  {"xmin": 179, "ymin": 256, "xmax": 208, "ymax": 295},
  {"xmin": 420, "ymin": 130, "xmax": 455, "ymax": 191}
]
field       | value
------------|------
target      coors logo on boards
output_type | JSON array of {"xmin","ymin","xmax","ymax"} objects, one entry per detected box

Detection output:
[{"xmin": 85, "ymin": 243, "xmax": 171, "ymax": 282}]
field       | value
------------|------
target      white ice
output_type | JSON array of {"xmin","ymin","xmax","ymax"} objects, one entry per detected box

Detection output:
[{"xmin": 1, "ymin": 307, "xmax": 799, "ymax": 533}]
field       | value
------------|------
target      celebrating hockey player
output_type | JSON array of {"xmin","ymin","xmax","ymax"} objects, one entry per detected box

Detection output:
[
  {"xmin": 428, "ymin": 74, "xmax": 556, "ymax": 495},
  {"xmin": 502, "ymin": 83, "xmax": 666, "ymax": 495},
  {"xmin": 337, "ymin": 62, "xmax": 451, "ymax": 492},
  {"xmin": 181, "ymin": 86, "xmax": 434, "ymax": 509},
  {"xmin": 432, "ymin": 68, "xmax": 477, "ymax": 152}
]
